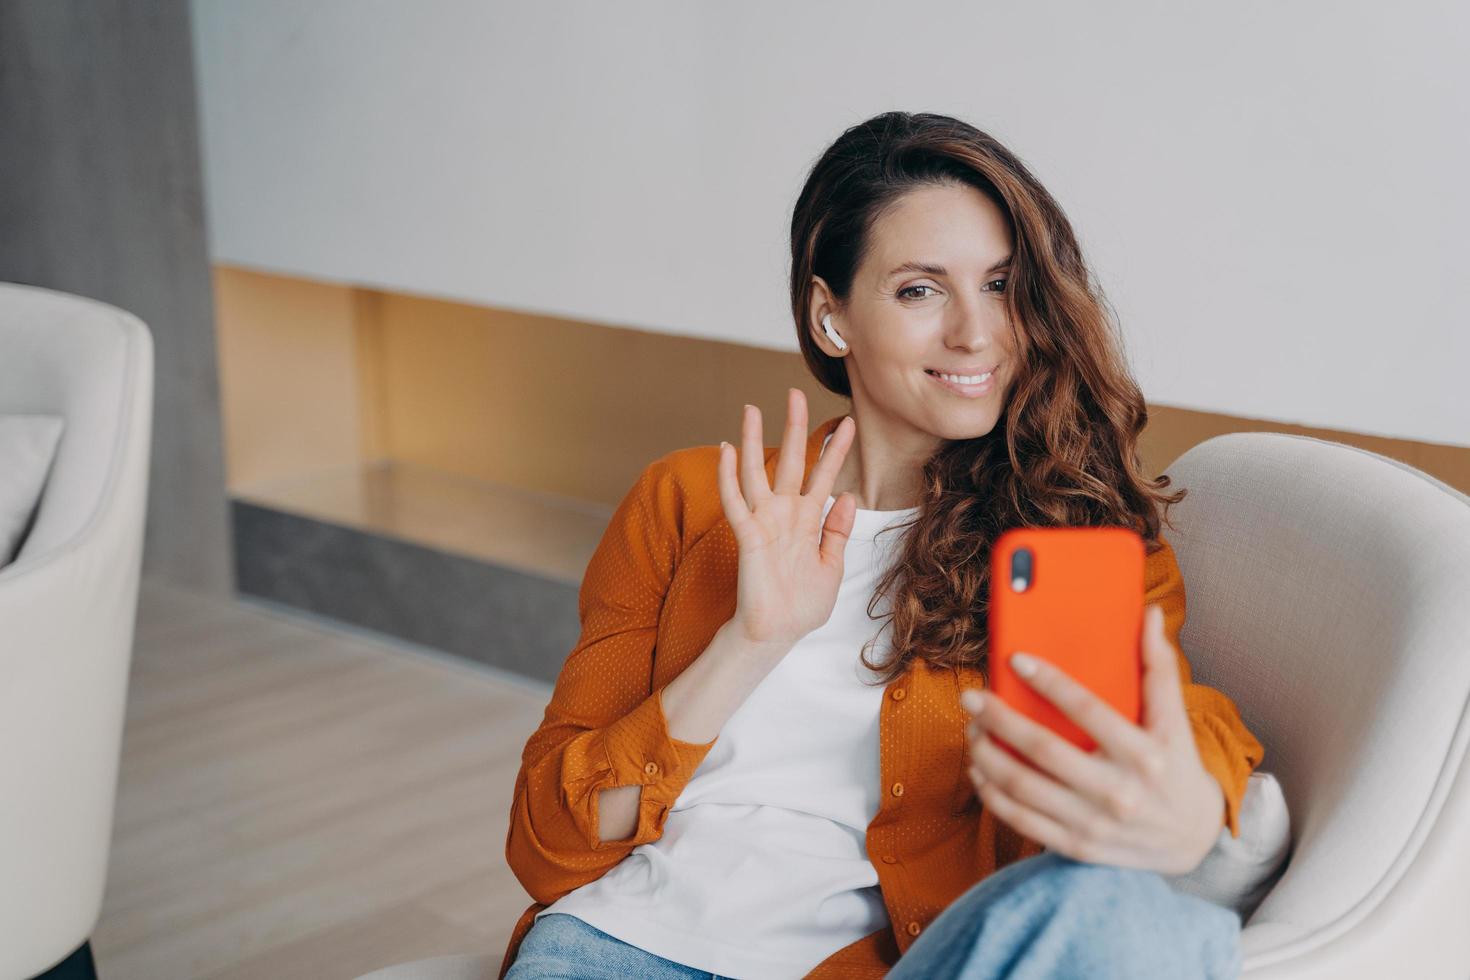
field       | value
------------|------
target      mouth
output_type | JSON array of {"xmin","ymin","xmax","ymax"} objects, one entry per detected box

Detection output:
[{"xmin": 925, "ymin": 366, "xmax": 998, "ymax": 398}]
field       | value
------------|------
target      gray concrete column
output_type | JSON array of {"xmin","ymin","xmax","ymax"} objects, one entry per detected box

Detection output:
[{"xmin": 0, "ymin": 0, "xmax": 233, "ymax": 595}]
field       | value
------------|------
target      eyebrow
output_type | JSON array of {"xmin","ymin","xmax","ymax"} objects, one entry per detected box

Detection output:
[{"xmin": 886, "ymin": 253, "xmax": 1013, "ymax": 279}]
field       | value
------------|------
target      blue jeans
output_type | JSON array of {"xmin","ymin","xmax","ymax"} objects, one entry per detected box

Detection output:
[{"xmin": 506, "ymin": 851, "xmax": 1243, "ymax": 979}]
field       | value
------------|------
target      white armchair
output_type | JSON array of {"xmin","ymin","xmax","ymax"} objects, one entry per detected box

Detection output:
[
  {"xmin": 1164, "ymin": 432, "xmax": 1470, "ymax": 978},
  {"xmin": 0, "ymin": 282, "xmax": 153, "ymax": 980},
  {"xmin": 356, "ymin": 431, "xmax": 1470, "ymax": 980}
]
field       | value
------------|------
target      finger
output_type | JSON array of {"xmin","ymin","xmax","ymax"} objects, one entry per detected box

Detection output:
[
  {"xmin": 970, "ymin": 731, "xmax": 1108, "ymax": 833},
  {"xmin": 803, "ymin": 413, "xmax": 854, "ymax": 501},
  {"xmin": 964, "ymin": 687, "xmax": 1119, "ymax": 807},
  {"xmin": 968, "ymin": 762, "xmax": 1074, "ymax": 857},
  {"xmin": 716, "ymin": 440, "xmax": 752, "ymax": 538},
  {"xmin": 1006, "ymin": 651, "xmax": 1161, "ymax": 775},
  {"xmin": 770, "ymin": 388, "xmax": 809, "ymax": 496},
  {"xmin": 739, "ymin": 403, "xmax": 772, "ymax": 506},
  {"xmin": 817, "ymin": 491, "xmax": 855, "ymax": 569},
  {"xmin": 1141, "ymin": 603, "xmax": 1190, "ymax": 739}
]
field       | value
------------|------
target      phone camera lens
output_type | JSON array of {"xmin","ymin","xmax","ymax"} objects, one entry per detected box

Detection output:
[{"xmin": 1010, "ymin": 547, "xmax": 1033, "ymax": 592}]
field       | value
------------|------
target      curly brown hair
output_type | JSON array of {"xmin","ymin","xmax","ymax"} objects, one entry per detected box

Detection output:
[{"xmin": 789, "ymin": 110, "xmax": 1186, "ymax": 687}]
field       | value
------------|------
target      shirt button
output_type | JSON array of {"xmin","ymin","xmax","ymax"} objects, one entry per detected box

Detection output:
[
  {"xmin": 643, "ymin": 762, "xmax": 659, "ymax": 776},
  {"xmin": 907, "ymin": 920, "xmax": 922, "ymax": 936},
  {"xmin": 881, "ymin": 855, "xmax": 898, "ymax": 864},
  {"xmin": 890, "ymin": 687, "xmax": 907, "ymax": 701},
  {"xmin": 891, "ymin": 782, "xmax": 905, "ymax": 797}
]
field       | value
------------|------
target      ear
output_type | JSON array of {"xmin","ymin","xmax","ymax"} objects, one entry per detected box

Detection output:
[{"xmin": 808, "ymin": 276, "xmax": 843, "ymax": 356}]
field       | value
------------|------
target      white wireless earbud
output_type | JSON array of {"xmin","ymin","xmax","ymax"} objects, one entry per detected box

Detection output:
[{"xmin": 821, "ymin": 313, "xmax": 848, "ymax": 352}]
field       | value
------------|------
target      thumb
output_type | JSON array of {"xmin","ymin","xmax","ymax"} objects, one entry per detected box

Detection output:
[{"xmin": 1141, "ymin": 603, "xmax": 1189, "ymax": 737}]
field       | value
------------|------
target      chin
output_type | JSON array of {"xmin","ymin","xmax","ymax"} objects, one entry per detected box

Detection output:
[{"xmin": 928, "ymin": 414, "xmax": 1001, "ymax": 444}]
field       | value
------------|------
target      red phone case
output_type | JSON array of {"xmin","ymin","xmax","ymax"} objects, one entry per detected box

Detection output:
[{"xmin": 987, "ymin": 526, "xmax": 1145, "ymax": 770}]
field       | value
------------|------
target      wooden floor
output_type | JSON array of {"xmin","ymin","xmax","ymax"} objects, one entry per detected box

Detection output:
[{"xmin": 92, "ymin": 578, "xmax": 554, "ymax": 980}]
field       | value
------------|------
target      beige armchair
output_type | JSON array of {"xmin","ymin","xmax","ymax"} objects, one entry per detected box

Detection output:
[{"xmin": 358, "ymin": 431, "xmax": 1470, "ymax": 980}]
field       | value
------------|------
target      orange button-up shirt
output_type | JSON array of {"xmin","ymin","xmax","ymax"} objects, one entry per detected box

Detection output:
[{"xmin": 499, "ymin": 413, "xmax": 1265, "ymax": 978}]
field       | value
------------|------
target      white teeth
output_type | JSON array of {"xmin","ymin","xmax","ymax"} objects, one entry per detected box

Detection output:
[{"xmin": 934, "ymin": 371, "xmax": 992, "ymax": 385}]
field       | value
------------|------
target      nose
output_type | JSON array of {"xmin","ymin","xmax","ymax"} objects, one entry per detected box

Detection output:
[{"xmin": 943, "ymin": 288, "xmax": 1005, "ymax": 355}]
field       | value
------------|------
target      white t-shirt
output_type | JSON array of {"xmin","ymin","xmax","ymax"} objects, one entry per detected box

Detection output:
[{"xmin": 536, "ymin": 442, "xmax": 920, "ymax": 978}]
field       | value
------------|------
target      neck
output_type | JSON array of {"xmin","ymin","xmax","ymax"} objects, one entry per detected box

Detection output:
[{"xmin": 823, "ymin": 429, "xmax": 926, "ymax": 511}]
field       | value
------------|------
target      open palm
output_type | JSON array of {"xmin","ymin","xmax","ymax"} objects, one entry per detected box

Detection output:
[{"xmin": 717, "ymin": 389, "xmax": 858, "ymax": 650}]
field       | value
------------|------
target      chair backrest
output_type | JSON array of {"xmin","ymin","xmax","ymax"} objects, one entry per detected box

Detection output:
[
  {"xmin": 0, "ymin": 283, "xmax": 153, "ymax": 564},
  {"xmin": 0, "ymin": 281, "xmax": 154, "ymax": 979},
  {"xmin": 1159, "ymin": 432, "xmax": 1470, "ymax": 953}
]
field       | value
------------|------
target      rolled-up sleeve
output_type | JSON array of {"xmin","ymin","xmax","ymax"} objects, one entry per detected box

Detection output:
[{"xmin": 505, "ymin": 453, "xmax": 719, "ymax": 906}]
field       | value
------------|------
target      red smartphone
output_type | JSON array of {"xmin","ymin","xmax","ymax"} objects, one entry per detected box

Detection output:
[{"xmin": 986, "ymin": 526, "xmax": 1146, "ymax": 771}]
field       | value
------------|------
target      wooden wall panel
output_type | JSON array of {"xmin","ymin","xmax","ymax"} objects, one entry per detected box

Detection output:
[
  {"xmin": 213, "ymin": 266, "xmax": 1469, "ymax": 508},
  {"xmin": 214, "ymin": 267, "xmax": 364, "ymax": 490}
]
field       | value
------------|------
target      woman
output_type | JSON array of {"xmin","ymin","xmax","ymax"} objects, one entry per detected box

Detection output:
[{"xmin": 499, "ymin": 111, "xmax": 1264, "ymax": 979}]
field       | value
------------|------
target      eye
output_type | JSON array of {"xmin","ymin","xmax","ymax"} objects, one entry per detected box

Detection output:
[
  {"xmin": 897, "ymin": 284, "xmax": 937, "ymax": 301},
  {"xmin": 983, "ymin": 277, "xmax": 1008, "ymax": 293}
]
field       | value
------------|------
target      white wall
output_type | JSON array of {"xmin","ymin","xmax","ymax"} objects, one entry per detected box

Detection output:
[{"xmin": 191, "ymin": 0, "xmax": 1468, "ymax": 446}]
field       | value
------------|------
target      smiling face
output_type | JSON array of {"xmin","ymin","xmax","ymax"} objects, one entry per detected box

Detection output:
[{"xmin": 810, "ymin": 180, "xmax": 1019, "ymax": 448}]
